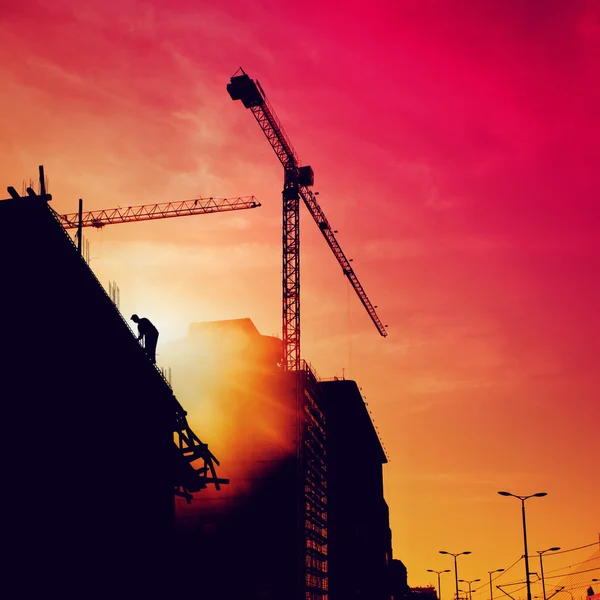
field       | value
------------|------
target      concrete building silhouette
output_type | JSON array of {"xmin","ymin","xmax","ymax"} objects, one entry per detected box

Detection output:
[
  {"xmin": 164, "ymin": 321, "xmax": 396, "ymax": 599},
  {"xmin": 163, "ymin": 319, "xmax": 328, "ymax": 599},
  {"xmin": 320, "ymin": 379, "xmax": 393, "ymax": 600},
  {"xmin": 1, "ymin": 192, "xmax": 219, "ymax": 596},
  {"xmin": 412, "ymin": 586, "xmax": 440, "ymax": 600},
  {"xmin": 390, "ymin": 559, "xmax": 412, "ymax": 600}
]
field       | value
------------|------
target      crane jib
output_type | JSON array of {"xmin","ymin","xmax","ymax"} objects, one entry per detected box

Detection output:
[{"xmin": 57, "ymin": 197, "xmax": 261, "ymax": 230}]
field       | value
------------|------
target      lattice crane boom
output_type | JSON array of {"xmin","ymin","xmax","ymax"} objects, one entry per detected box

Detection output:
[
  {"xmin": 247, "ymin": 80, "xmax": 300, "ymax": 171},
  {"xmin": 56, "ymin": 196, "xmax": 260, "ymax": 230},
  {"xmin": 299, "ymin": 186, "xmax": 387, "ymax": 336},
  {"xmin": 227, "ymin": 69, "xmax": 386, "ymax": 370}
]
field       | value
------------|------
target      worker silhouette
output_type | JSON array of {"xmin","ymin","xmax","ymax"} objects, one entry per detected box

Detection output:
[{"xmin": 131, "ymin": 314, "xmax": 159, "ymax": 364}]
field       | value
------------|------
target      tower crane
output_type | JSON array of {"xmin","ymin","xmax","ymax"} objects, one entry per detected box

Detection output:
[
  {"xmin": 11, "ymin": 166, "xmax": 262, "ymax": 501},
  {"xmin": 227, "ymin": 68, "xmax": 387, "ymax": 372}
]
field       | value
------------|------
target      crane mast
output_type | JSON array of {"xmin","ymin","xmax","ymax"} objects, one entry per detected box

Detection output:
[{"xmin": 227, "ymin": 69, "xmax": 387, "ymax": 372}]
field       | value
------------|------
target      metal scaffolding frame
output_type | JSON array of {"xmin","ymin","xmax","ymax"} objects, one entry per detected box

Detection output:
[{"xmin": 299, "ymin": 363, "xmax": 328, "ymax": 599}]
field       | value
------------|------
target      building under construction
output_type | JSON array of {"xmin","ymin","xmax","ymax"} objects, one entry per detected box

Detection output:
[
  {"xmin": 164, "ymin": 320, "xmax": 392, "ymax": 599},
  {"xmin": 0, "ymin": 188, "xmax": 226, "ymax": 596},
  {"xmin": 1, "ymin": 181, "xmax": 396, "ymax": 598},
  {"xmin": 161, "ymin": 320, "xmax": 327, "ymax": 598}
]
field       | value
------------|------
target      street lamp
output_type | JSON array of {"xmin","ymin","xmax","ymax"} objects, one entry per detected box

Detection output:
[
  {"xmin": 498, "ymin": 491, "xmax": 548, "ymax": 600},
  {"xmin": 536, "ymin": 547, "xmax": 561, "ymax": 600},
  {"xmin": 440, "ymin": 551, "xmax": 472, "ymax": 600},
  {"xmin": 459, "ymin": 578, "xmax": 481, "ymax": 600},
  {"xmin": 428, "ymin": 569, "xmax": 452, "ymax": 600},
  {"xmin": 488, "ymin": 568, "xmax": 505, "ymax": 600}
]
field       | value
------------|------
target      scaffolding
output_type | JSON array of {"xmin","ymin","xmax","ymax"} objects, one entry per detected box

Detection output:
[{"xmin": 299, "ymin": 362, "xmax": 328, "ymax": 599}]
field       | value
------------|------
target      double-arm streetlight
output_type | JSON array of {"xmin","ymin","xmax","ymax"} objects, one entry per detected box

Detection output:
[
  {"xmin": 459, "ymin": 578, "xmax": 481, "ymax": 600},
  {"xmin": 536, "ymin": 547, "xmax": 560, "ymax": 600},
  {"xmin": 428, "ymin": 569, "xmax": 451, "ymax": 600},
  {"xmin": 498, "ymin": 491, "xmax": 548, "ymax": 600},
  {"xmin": 440, "ymin": 551, "xmax": 472, "ymax": 600},
  {"xmin": 488, "ymin": 568, "xmax": 505, "ymax": 600}
]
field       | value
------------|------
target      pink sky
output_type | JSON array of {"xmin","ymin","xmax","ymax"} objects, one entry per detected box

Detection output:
[{"xmin": 1, "ymin": 0, "xmax": 598, "ymax": 595}]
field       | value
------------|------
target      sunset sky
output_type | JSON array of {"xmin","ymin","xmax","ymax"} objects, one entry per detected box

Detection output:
[{"xmin": 1, "ymin": 0, "xmax": 598, "ymax": 595}]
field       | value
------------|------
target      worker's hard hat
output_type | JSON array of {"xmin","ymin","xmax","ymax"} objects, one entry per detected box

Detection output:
[{"xmin": 131, "ymin": 314, "xmax": 139, "ymax": 321}]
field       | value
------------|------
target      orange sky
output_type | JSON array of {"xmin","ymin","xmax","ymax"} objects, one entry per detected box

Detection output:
[{"xmin": 1, "ymin": 0, "xmax": 598, "ymax": 596}]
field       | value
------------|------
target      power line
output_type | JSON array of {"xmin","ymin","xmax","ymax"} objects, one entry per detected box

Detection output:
[
  {"xmin": 544, "ymin": 567, "xmax": 600, "ymax": 581},
  {"xmin": 551, "ymin": 542, "xmax": 599, "ymax": 556},
  {"xmin": 471, "ymin": 542, "xmax": 599, "ymax": 600}
]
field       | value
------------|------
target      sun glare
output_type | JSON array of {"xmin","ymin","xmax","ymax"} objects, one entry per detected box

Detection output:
[{"xmin": 160, "ymin": 319, "xmax": 292, "ymax": 504}]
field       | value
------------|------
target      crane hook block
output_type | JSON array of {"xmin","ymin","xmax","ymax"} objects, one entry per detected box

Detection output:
[{"xmin": 227, "ymin": 74, "xmax": 263, "ymax": 109}]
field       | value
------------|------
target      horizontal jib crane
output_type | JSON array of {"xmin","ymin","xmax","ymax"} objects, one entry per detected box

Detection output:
[{"xmin": 56, "ymin": 196, "xmax": 260, "ymax": 229}]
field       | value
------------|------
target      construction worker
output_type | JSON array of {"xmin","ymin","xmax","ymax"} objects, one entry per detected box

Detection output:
[{"xmin": 130, "ymin": 314, "xmax": 159, "ymax": 364}]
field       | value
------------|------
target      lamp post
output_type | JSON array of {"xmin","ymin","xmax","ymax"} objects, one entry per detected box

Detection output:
[
  {"xmin": 459, "ymin": 578, "xmax": 481, "ymax": 600},
  {"xmin": 536, "ymin": 547, "xmax": 561, "ymax": 600},
  {"xmin": 488, "ymin": 568, "xmax": 505, "ymax": 600},
  {"xmin": 440, "ymin": 551, "xmax": 472, "ymax": 600},
  {"xmin": 428, "ymin": 569, "xmax": 452, "ymax": 600},
  {"xmin": 498, "ymin": 491, "xmax": 548, "ymax": 600}
]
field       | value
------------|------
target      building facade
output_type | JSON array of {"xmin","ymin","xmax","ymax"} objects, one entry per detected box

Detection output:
[
  {"xmin": 318, "ymin": 379, "xmax": 393, "ymax": 600},
  {"xmin": 2, "ymin": 195, "xmax": 176, "ymax": 596},
  {"xmin": 164, "ymin": 319, "xmax": 328, "ymax": 599},
  {"xmin": 390, "ymin": 559, "xmax": 412, "ymax": 600}
]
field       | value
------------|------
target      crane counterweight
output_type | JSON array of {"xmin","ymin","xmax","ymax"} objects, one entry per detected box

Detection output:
[{"xmin": 227, "ymin": 73, "xmax": 264, "ymax": 108}]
